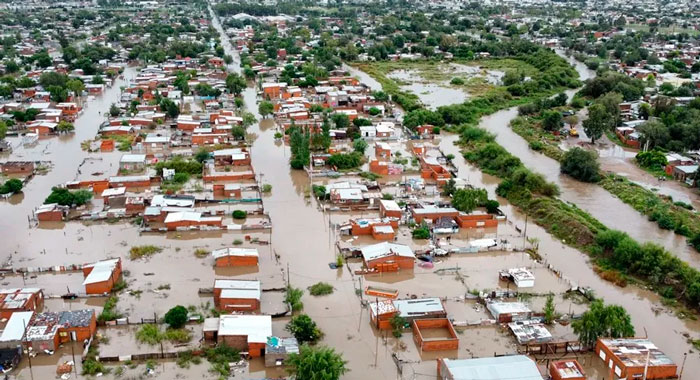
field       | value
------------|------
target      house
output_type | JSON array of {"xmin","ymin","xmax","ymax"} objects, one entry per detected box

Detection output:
[
  {"xmin": 0, "ymin": 311, "xmax": 33, "ymax": 349},
  {"xmin": 379, "ymin": 199, "xmax": 402, "ymax": 218},
  {"xmin": 360, "ymin": 242, "xmax": 414, "ymax": 272},
  {"xmin": 213, "ymin": 183, "xmax": 242, "ymax": 198},
  {"xmin": 212, "ymin": 248, "xmax": 259, "ymax": 267},
  {"xmin": 216, "ymin": 314, "xmax": 272, "ymax": 357},
  {"xmin": 549, "ymin": 359, "xmax": 586, "ymax": 380},
  {"xmin": 437, "ymin": 355, "xmax": 543, "ymax": 380},
  {"xmin": 500, "ymin": 267, "xmax": 535, "ymax": 288},
  {"xmin": 0, "ymin": 289, "xmax": 44, "ymax": 319},
  {"xmin": 0, "ymin": 161, "xmax": 35, "ymax": 176},
  {"xmin": 486, "ymin": 301, "xmax": 532, "ymax": 323},
  {"xmin": 671, "ymin": 165, "xmax": 697, "ymax": 183},
  {"xmin": 455, "ymin": 212, "xmax": 499, "ymax": 229},
  {"xmin": 24, "ymin": 309, "xmax": 97, "ymax": 352},
  {"xmin": 82, "ymin": 258, "xmax": 122, "ymax": 295},
  {"xmin": 411, "ymin": 205, "xmax": 459, "ymax": 224},
  {"xmin": 265, "ymin": 336, "xmax": 299, "ymax": 367},
  {"xmin": 420, "ymin": 156, "xmax": 452, "ymax": 185},
  {"xmin": 213, "ymin": 148, "xmax": 251, "ymax": 166},
  {"xmin": 119, "ymin": 154, "xmax": 147, "ymax": 171},
  {"xmin": 108, "ymin": 175, "xmax": 152, "ymax": 189},
  {"xmin": 595, "ymin": 338, "xmax": 677, "ymax": 380},
  {"xmin": 164, "ymin": 211, "xmax": 223, "ymax": 230},
  {"xmin": 508, "ymin": 320, "xmax": 552, "ymax": 344},
  {"xmin": 369, "ymin": 297, "xmax": 446, "ymax": 330},
  {"xmin": 34, "ymin": 203, "xmax": 68, "ymax": 222},
  {"xmin": 213, "ymin": 279, "xmax": 261, "ymax": 312},
  {"xmin": 26, "ymin": 121, "xmax": 57, "ymax": 135},
  {"xmin": 375, "ymin": 142, "xmax": 392, "ymax": 159}
]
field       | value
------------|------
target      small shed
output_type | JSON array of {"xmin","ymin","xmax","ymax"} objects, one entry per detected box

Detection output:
[{"xmin": 486, "ymin": 301, "xmax": 532, "ymax": 323}]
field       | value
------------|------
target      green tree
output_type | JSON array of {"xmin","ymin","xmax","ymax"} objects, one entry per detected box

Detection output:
[
  {"xmin": 286, "ymin": 314, "xmax": 322, "ymax": 344},
  {"xmin": 561, "ymin": 147, "xmax": 600, "ymax": 182},
  {"xmin": 109, "ymin": 103, "xmax": 121, "ymax": 117},
  {"xmin": 0, "ymin": 121, "xmax": 6, "ymax": 140},
  {"xmin": 0, "ymin": 178, "xmax": 23, "ymax": 194},
  {"xmin": 542, "ymin": 110, "xmax": 563, "ymax": 131},
  {"xmin": 572, "ymin": 299, "xmax": 635, "ymax": 348},
  {"xmin": 582, "ymin": 103, "xmax": 608, "ymax": 144},
  {"xmin": 331, "ymin": 113, "xmax": 350, "ymax": 129},
  {"xmin": 225, "ymin": 73, "xmax": 246, "ymax": 95},
  {"xmin": 163, "ymin": 305, "xmax": 188, "ymax": 329},
  {"xmin": 56, "ymin": 120, "xmax": 75, "ymax": 133},
  {"xmin": 286, "ymin": 345, "xmax": 347, "ymax": 380},
  {"xmin": 66, "ymin": 79, "xmax": 85, "ymax": 98},
  {"xmin": 543, "ymin": 293, "xmax": 555, "ymax": 325},
  {"xmin": 637, "ymin": 120, "xmax": 670, "ymax": 149},
  {"xmin": 353, "ymin": 138, "xmax": 367, "ymax": 154},
  {"xmin": 258, "ymin": 101, "xmax": 274, "ymax": 118},
  {"xmin": 242, "ymin": 112, "xmax": 256, "ymax": 127},
  {"xmin": 194, "ymin": 149, "xmax": 210, "ymax": 163},
  {"xmin": 451, "ymin": 188, "xmax": 488, "ymax": 213}
]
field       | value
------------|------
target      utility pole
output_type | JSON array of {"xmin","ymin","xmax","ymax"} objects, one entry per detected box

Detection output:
[
  {"xmin": 286, "ymin": 262, "xmax": 290, "ymax": 288},
  {"xmin": 679, "ymin": 353, "xmax": 687, "ymax": 380}
]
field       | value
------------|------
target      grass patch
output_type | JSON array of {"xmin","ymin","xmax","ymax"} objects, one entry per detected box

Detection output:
[
  {"xmin": 136, "ymin": 324, "xmax": 192, "ymax": 345},
  {"xmin": 194, "ymin": 248, "xmax": 209, "ymax": 258},
  {"xmin": 308, "ymin": 282, "xmax": 334, "ymax": 296},
  {"xmin": 129, "ymin": 245, "xmax": 163, "ymax": 260},
  {"xmin": 98, "ymin": 295, "xmax": 122, "ymax": 322}
]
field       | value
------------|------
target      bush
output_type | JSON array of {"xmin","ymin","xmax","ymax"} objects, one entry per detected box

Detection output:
[
  {"xmin": 98, "ymin": 295, "xmax": 121, "ymax": 322},
  {"xmin": 561, "ymin": 147, "xmax": 600, "ymax": 182},
  {"xmin": 261, "ymin": 184, "xmax": 272, "ymax": 193},
  {"xmin": 286, "ymin": 314, "xmax": 322, "ymax": 343},
  {"xmin": 129, "ymin": 245, "xmax": 162, "ymax": 260},
  {"xmin": 164, "ymin": 305, "xmax": 189, "ymax": 328},
  {"xmin": 285, "ymin": 286, "xmax": 304, "ymax": 311},
  {"xmin": 412, "ymin": 225, "xmax": 430, "ymax": 239},
  {"xmin": 232, "ymin": 210, "xmax": 246, "ymax": 219},
  {"xmin": 327, "ymin": 152, "xmax": 363, "ymax": 169},
  {"xmin": 450, "ymin": 77, "xmax": 464, "ymax": 85},
  {"xmin": 44, "ymin": 187, "xmax": 93, "ymax": 206},
  {"xmin": 308, "ymin": 282, "xmax": 334, "ymax": 296},
  {"xmin": 0, "ymin": 178, "xmax": 22, "ymax": 194},
  {"xmin": 136, "ymin": 324, "xmax": 163, "ymax": 345}
]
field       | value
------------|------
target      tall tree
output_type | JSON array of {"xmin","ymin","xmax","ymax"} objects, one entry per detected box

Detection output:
[
  {"xmin": 572, "ymin": 299, "xmax": 635, "ymax": 348},
  {"xmin": 225, "ymin": 73, "xmax": 246, "ymax": 96},
  {"xmin": 582, "ymin": 103, "xmax": 608, "ymax": 144}
]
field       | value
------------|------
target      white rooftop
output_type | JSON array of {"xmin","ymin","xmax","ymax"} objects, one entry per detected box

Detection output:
[
  {"xmin": 218, "ymin": 314, "xmax": 272, "ymax": 344},
  {"xmin": 360, "ymin": 242, "xmax": 414, "ymax": 262}
]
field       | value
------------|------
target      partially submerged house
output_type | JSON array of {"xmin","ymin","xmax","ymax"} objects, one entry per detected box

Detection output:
[
  {"xmin": 486, "ymin": 301, "xmax": 532, "ymax": 323},
  {"xmin": 215, "ymin": 314, "xmax": 272, "ymax": 357},
  {"xmin": 437, "ymin": 355, "xmax": 543, "ymax": 380},
  {"xmin": 212, "ymin": 247, "xmax": 259, "ymax": 267},
  {"xmin": 82, "ymin": 258, "xmax": 122, "ymax": 295},
  {"xmin": 595, "ymin": 338, "xmax": 677, "ymax": 380},
  {"xmin": 265, "ymin": 336, "xmax": 299, "ymax": 367},
  {"xmin": 213, "ymin": 279, "xmax": 261, "ymax": 312},
  {"xmin": 549, "ymin": 359, "xmax": 586, "ymax": 380},
  {"xmin": 369, "ymin": 297, "xmax": 446, "ymax": 330},
  {"xmin": 24, "ymin": 309, "xmax": 97, "ymax": 352},
  {"xmin": 360, "ymin": 242, "xmax": 415, "ymax": 272},
  {"xmin": 0, "ymin": 288, "xmax": 44, "ymax": 319}
]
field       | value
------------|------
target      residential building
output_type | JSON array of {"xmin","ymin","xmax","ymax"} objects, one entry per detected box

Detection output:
[
  {"xmin": 437, "ymin": 355, "xmax": 543, "ymax": 380},
  {"xmin": 360, "ymin": 242, "xmax": 415, "ymax": 272},
  {"xmin": 213, "ymin": 279, "xmax": 261, "ymax": 312},
  {"xmin": 82, "ymin": 258, "xmax": 122, "ymax": 295},
  {"xmin": 212, "ymin": 248, "xmax": 259, "ymax": 267},
  {"xmin": 595, "ymin": 338, "xmax": 677, "ymax": 380},
  {"xmin": 216, "ymin": 314, "xmax": 272, "ymax": 357}
]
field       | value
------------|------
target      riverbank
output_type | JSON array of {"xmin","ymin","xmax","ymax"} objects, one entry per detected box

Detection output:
[{"xmin": 508, "ymin": 115, "xmax": 700, "ymax": 251}]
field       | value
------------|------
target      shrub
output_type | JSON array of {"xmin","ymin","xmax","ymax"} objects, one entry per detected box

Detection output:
[
  {"xmin": 98, "ymin": 295, "xmax": 121, "ymax": 322},
  {"xmin": 308, "ymin": 282, "xmax": 334, "ymax": 296},
  {"xmin": 164, "ymin": 305, "xmax": 189, "ymax": 328},
  {"xmin": 232, "ymin": 210, "xmax": 246, "ymax": 219},
  {"xmin": 412, "ymin": 225, "xmax": 430, "ymax": 239},
  {"xmin": 450, "ymin": 77, "xmax": 464, "ymax": 85},
  {"xmin": 0, "ymin": 178, "xmax": 23, "ymax": 194},
  {"xmin": 136, "ymin": 324, "xmax": 163, "ymax": 345},
  {"xmin": 285, "ymin": 286, "xmax": 304, "ymax": 311},
  {"xmin": 261, "ymin": 184, "xmax": 272, "ymax": 193},
  {"xmin": 194, "ymin": 248, "xmax": 209, "ymax": 258},
  {"xmin": 129, "ymin": 245, "xmax": 162, "ymax": 260},
  {"xmin": 286, "ymin": 314, "xmax": 322, "ymax": 343},
  {"xmin": 561, "ymin": 147, "xmax": 600, "ymax": 182}
]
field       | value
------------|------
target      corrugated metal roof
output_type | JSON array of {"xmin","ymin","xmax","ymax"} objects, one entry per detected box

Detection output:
[{"xmin": 442, "ymin": 355, "xmax": 543, "ymax": 380}]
